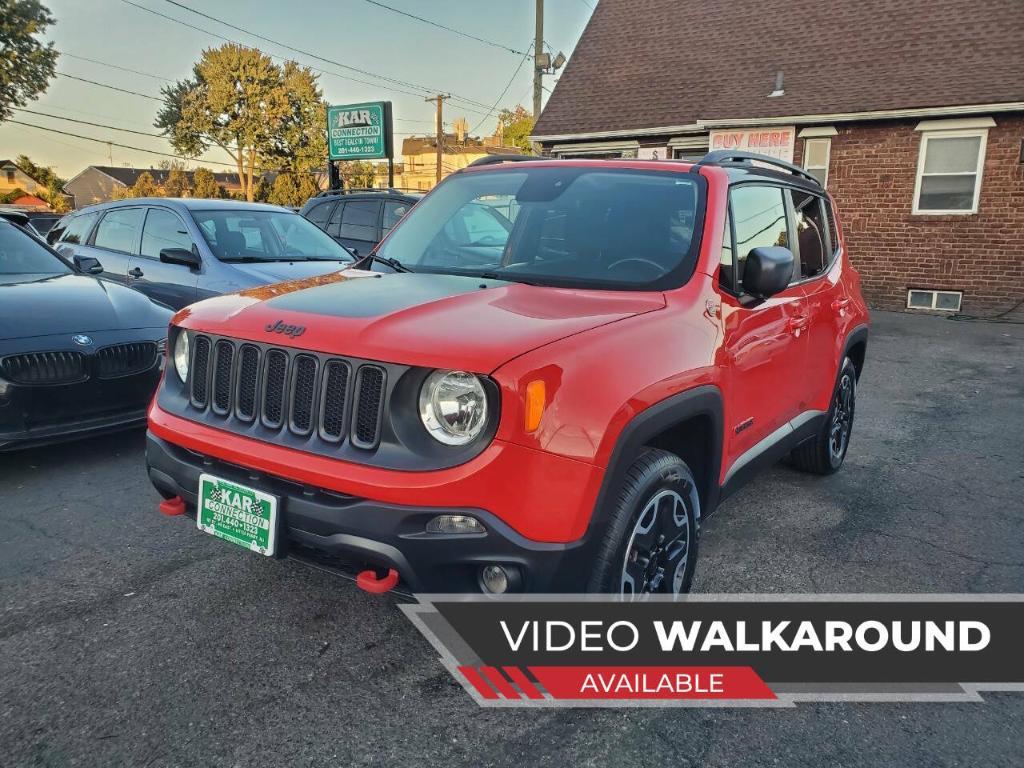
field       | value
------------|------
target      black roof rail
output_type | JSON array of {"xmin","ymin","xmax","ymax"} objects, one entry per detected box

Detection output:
[
  {"xmin": 315, "ymin": 187, "xmax": 420, "ymax": 198},
  {"xmin": 466, "ymin": 154, "xmax": 541, "ymax": 168},
  {"xmin": 693, "ymin": 150, "xmax": 821, "ymax": 186}
]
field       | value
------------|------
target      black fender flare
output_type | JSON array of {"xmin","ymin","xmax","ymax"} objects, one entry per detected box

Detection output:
[
  {"xmin": 842, "ymin": 324, "xmax": 869, "ymax": 379},
  {"xmin": 579, "ymin": 385, "xmax": 724, "ymax": 552}
]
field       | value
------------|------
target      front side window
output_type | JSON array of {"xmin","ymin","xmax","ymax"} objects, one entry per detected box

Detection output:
[
  {"xmin": 729, "ymin": 185, "xmax": 789, "ymax": 288},
  {"xmin": 377, "ymin": 167, "xmax": 703, "ymax": 290},
  {"xmin": 141, "ymin": 208, "xmax": 194, "ymax": 259},
  {"xmin": 305, "ymin": 201, "xmax": 335, "ymax": 229},
  {"xmin": 0, "ymin": 222, "xmax": 71, "ymax": 277},
  {"xmin": 191, "ymin": 210, "xmax": 352, "ymax": 263},
  {"xmin": 58, "ymin": 211, "xmax": 99, "ymax": 245},
  {"xmin": 93, "ymin": 207, "xmax": 145, "ymax": 253},
  {"xmin": 913, "ymin": 131, "xmax": 986, "ymax": 214}
]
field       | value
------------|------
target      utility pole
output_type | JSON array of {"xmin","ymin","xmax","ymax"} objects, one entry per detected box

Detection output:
[
  {"xmin": 426, "ymin": 94, "xmax": 450, "ymax": 186},
  {"xmin": 533, "ymin": 0, "xmax": 544, "ymax": 120}
]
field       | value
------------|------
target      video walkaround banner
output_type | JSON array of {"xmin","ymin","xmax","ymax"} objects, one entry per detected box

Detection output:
[{"xmin": 400, "ymin": 595, "xmax": 1024, "ymax": 707}]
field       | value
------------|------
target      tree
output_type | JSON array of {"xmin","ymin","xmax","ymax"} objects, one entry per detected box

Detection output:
[
  {"xmin": 14, "ymin": 154, "xmax": 69, "ymax": 211},
  {"xmin": 252, "ymin": 175, "xmax": 272, "ymax": 203},
  {"xmin": 267, "ymin": 172, "xmax": 320, "ymax": 207},
  {"xmin": 126, "ymin": 171, "xmax": 159, "ymax": 198},
  {"xmin": 496, "ymin": 105, "xmax": 535, "ymax": 152},
  {"xmin": 191, "ymin": 167, "xmax": 222, "ymax": 199},
  {"xmin": 164, "ymin": 167, "xmax": 189, "ymax": 197},
  {"xmin": 338, "ymin": 160, "xmax": 375, "ymax": 189},
  {"xmin": 155, "ymin": 44, "xmax": 327, "ymax": 201},
  {"xmin": 0, "ymin": 1, "xmax": 58, "ymax": 122}
]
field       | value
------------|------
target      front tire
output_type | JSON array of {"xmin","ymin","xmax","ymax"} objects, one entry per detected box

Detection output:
[
  {"xmin": 791, "ymin": 357, "xmax": 858, "ymax": 475},
  {"xmin": 588, "ymin": 449, "xmax": 700, "ymax": 595}
]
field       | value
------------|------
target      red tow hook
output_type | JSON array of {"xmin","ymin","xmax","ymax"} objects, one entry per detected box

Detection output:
[
  {"xmin": 159, "ymin": 496, "xmax": 186, "ymax": 516},
  {"xmin": 356, "ymin": 568, "xmax": 400, "ymax": 594}
]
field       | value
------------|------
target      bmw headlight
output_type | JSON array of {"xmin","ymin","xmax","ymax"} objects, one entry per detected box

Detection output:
[
  {"xmin": 173, "ymin": 330, "xmax": 190, "ymax": 383},
  {"xmin": 418, "ymin": 370, "xmax": 488, "ymax": 445}
]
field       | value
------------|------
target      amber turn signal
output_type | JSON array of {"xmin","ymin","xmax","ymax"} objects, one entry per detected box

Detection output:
[{"xmin": 524, "ymin": 380, "xmax": 546, "ymax": 432}]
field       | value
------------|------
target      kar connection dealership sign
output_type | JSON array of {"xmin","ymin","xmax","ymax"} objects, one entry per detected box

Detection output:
[{"xmin": 327, "ymin": 101, "xmax": 393, "ymax": 161}]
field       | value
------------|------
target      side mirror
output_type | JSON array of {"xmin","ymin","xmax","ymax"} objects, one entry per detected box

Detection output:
[
  {"xmin": 160, "ymin": 247, "xmax": 202, "ymax": 270},
  {"xmin": 349, "ymin": 247, "xmax": 360, "ymax": 257},
  {"xmin": 742, "ymin": 246, "xmax": 794, "ymax": 299},
  {"xmin": 74, "ymin": 255, "xmax": 104, "ymax": 275}
]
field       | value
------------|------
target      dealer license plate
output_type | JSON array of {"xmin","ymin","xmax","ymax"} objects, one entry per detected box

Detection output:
[{"xmin": 197, "ymin": 474, "xmax": 278, "ymax": 557}]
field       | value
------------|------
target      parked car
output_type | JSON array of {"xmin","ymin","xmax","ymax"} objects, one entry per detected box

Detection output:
[
  {"xmin": 146, "ymin": 151, "xmax": 869, "ymax": 596},
  {"xmin": 299, "ymin": 188, "xmax": 422, "ymax": 256},
  {"xmin": 0, "ymin": 219, "xmax": 172, "ymax": 450},
  {"xmin": 48, "ymin": 199, "xmax": 354, "ymax": 310},
  {"xmin": 24, "ymin": 211, "xmax": 61, "ymax": 238}
]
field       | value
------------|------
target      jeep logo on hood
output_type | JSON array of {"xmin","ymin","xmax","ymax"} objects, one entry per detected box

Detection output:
[{"xmin": 265, "ymin": 320, "xmax": 305, "ymax": 338}]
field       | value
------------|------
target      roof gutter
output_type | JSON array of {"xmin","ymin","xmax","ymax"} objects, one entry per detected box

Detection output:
[{"xmin": 530, "ymin": 102, "xmax": 1024, "ymax": 143}]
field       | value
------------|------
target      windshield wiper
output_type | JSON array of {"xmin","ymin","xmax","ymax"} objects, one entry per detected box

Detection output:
[
  {"xmin": 477, "ymin": 271, "xmax": 536, "ymax": 286},
  {"xmin": 355, "ymin": 253, "xmax": 413, "ymax": 273}
]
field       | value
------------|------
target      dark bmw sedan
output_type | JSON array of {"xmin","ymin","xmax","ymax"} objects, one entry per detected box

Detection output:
[
  {"xmin": 49, "ymin": 199, "xmax": 354, "ymax": 310},
  {"xmin": 0, "ymin": 220, "xmax": 172, "ymax": 450}
]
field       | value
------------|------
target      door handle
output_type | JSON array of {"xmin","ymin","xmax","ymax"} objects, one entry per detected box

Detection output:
[
  {"xmin": 128, "ymin": 267, "xmax": 144, "ymax": 279},
  {"xmin": 787, "ymin": 315, "xmax": 809, "ymax": 332},
  {"xmin": 831, "ymin": 298, "xmax": 850, "ymax": 311}
]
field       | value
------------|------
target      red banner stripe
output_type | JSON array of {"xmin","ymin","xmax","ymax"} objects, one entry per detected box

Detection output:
[
  {"xmin": 528, "ymin": 666, "xmax": 776, "ymax": 700},
  {"xmin": 458, "ymin": 666, "xmax": 499, "ymax": 700},
  {"xmin": 503, "ymin": 666, "xmax": 544, "ymax": 700},
  {"xmin": 481, "ymin": 666, "xmax": 520, "ymax": 699}
]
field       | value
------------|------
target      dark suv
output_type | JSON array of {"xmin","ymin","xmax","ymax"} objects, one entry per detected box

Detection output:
[{"xmin": 299, "ymin": 189, "xmax": 422, "ymax": 256}]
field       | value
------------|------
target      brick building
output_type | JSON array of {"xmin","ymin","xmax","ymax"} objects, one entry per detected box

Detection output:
[{"xmin": 531, "ymin": 0, "xmax": 1023, "ymax": 314}]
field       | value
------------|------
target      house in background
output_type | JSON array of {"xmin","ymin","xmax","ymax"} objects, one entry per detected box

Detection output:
[
  {"xmin": 530, "ymin": 0, "xmax": 1023, "ymax": 314},
  {"xmin": 63, "ymin": 166, "xmax": 244, "ymax": 207},
  {"xmin": 0, "ymin": 159, "xmax": 52, "ymax": 208},
  {"xmin": 398, "ymin": 119, "xmax": 523, "ymax": 191}
]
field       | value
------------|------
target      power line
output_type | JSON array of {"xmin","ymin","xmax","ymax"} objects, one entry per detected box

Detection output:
[
  {"xmin": 56, "ymin": 72, "xmax": 162, "ymax": 101},
  {"xmin": 362, "ymin": 0, "xmax": 528, "ymax": 55},
  {"xmin": 12, "ymin": 107, "xmax": 166, "ymax": 138},
  {"xmin": 469, "ymin": 45, "xmax": 534, "ymax": 136},
  {"xmin": 117, "ymin": 0, "xmax": 492, "ymax": 117},
  {"xmin": 60, "ymin": 52, "xmax": 171, "ymax": 81},
  {"xmin": 162, "ymin": 0, "xmax": 495, "ymax": 111},
  {"xmin": 5, "ymin": 119, "xmax": 244, "ymax": 168}
]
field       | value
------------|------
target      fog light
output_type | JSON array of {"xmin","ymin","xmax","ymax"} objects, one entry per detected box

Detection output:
[
  {"xmin": 480, "ymin": 565, "xmax": 509, "ymax": 594},
  {"xmin": 425, "ymin": 514, "xmax": 485, "ymax": 535}
]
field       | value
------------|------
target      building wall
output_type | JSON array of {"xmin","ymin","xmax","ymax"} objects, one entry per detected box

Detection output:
[
  {"xmin": 796, "ymin": 115, "xmax": 1023, "ymax": 313},
  {"xmin": 0, "ymin": 165, "xmax": 46, "ymax": 196},
  {"xmin": 64, "ymin": 169, "xmax": 123, "ymax": 208}
]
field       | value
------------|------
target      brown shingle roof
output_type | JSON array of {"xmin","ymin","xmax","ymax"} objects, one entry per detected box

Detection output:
[{"xmin": 534, "ymin": 0, "xmax": 1024, "ymax": 137}]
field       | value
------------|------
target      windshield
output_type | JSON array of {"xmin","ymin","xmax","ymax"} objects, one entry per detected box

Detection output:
[
  {"xmin": 191, "ymin": 209, "xmax": 354, "ymax": 263},
  {"xmin": 0, "ymin": 222, "xmax": 72, "ymax": 279},
  {"xmin": 376, "ymin": 166, "xmax": 703, "ymax": 290}
]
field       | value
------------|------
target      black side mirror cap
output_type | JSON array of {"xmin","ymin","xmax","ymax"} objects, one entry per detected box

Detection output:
[
  {"xmin": 160, "ymin": 247, "xmax": 202, "ymax": 269},
  {"xmin": 742, "ymin": 246, "xmax": 795, "ymax": 299},
  {"xmin": 74, "ymin": 255, "xmax": 104, "ymax": 275}
]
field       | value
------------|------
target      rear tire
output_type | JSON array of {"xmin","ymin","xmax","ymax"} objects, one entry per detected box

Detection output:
[
  {"xmin": 791, "ymin": 357, "xmax": 857, "ymax": 475},
  {"xmin": 588, "ymin": 448, "xmax": 700, "ymax": 595}
]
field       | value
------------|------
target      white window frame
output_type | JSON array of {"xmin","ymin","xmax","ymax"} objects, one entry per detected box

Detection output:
[
  {"xmin": 906, "ymin": 289, "xmax": 963, "ymax": 312},
  {"xmin": 802, "ymin": 138, "xmax": 831, "ymax": 187},
  {"xmin": 911, "ymin": 128, "xmax": 988, "ymax": 215}
]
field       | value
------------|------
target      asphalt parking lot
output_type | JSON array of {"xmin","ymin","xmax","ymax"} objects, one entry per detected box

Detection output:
[{"xmin": 2, "ymin": 309, "xmax": 1023, "ymax": 767}]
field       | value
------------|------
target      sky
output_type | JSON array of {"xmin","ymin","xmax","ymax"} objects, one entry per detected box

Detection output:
[{"xmin": 1, "ymin": 0, "xmax": 594, "ymax": 179}]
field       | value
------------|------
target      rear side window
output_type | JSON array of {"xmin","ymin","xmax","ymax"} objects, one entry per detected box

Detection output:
[
  {"xmin": 791, "ymin": 190, "xmax": 829, "ymax": 278},
  {"xmin": 58, "ymin": 212, "xmax": 99, "ymax": 245},
  {"xmin": 305, "ymin": 201, "xmax": 335, "ymax": 229},
  {"xmin": 141, "ymin": 208, "xmax": 194, "ymax": 259},
  {"xmin": 93, "ymin": 208, "xmax": 144, "ymax": 253},
  {"xmin": 339, "ymin": 200, "xmax": 380, "ymax": 241},
  {"xmin": 382, "ymin": 200, "xmax": 410, "ymax": 233},
  {"xmin": 729, "ymin": 185, "xmax": 789, "ymax": 287}
]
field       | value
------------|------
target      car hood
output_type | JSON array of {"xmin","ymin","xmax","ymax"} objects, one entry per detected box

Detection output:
[
  {"xmin": 227, "ymin": 260, "xmax": 351, "ymax": 285},
  {"xmin": 174, "ymin": 269, "xmax": 666, "ymax": 372},
  {"xmin": 0, "ymin": 273, "xmax": 172, "ymax": 341}
]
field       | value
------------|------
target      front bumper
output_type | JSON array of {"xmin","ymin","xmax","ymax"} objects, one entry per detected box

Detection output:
[{"xmin": 146, "ymin": 432, "xmax": 591, "ymax": 592}]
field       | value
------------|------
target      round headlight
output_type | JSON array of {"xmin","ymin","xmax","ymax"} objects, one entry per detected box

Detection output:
[
  {"xmin": 173, "ymin": 331, "xmax": 189, "ymax": 383},
  {"xmin": 419, "ymin": 370, "xmax": 488, "ymax": 446}
]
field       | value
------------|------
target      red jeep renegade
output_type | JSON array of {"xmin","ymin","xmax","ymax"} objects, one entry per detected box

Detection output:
[{"xmin": 147, "ymin": 151, "xmax": 869, "ymax": 595}]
